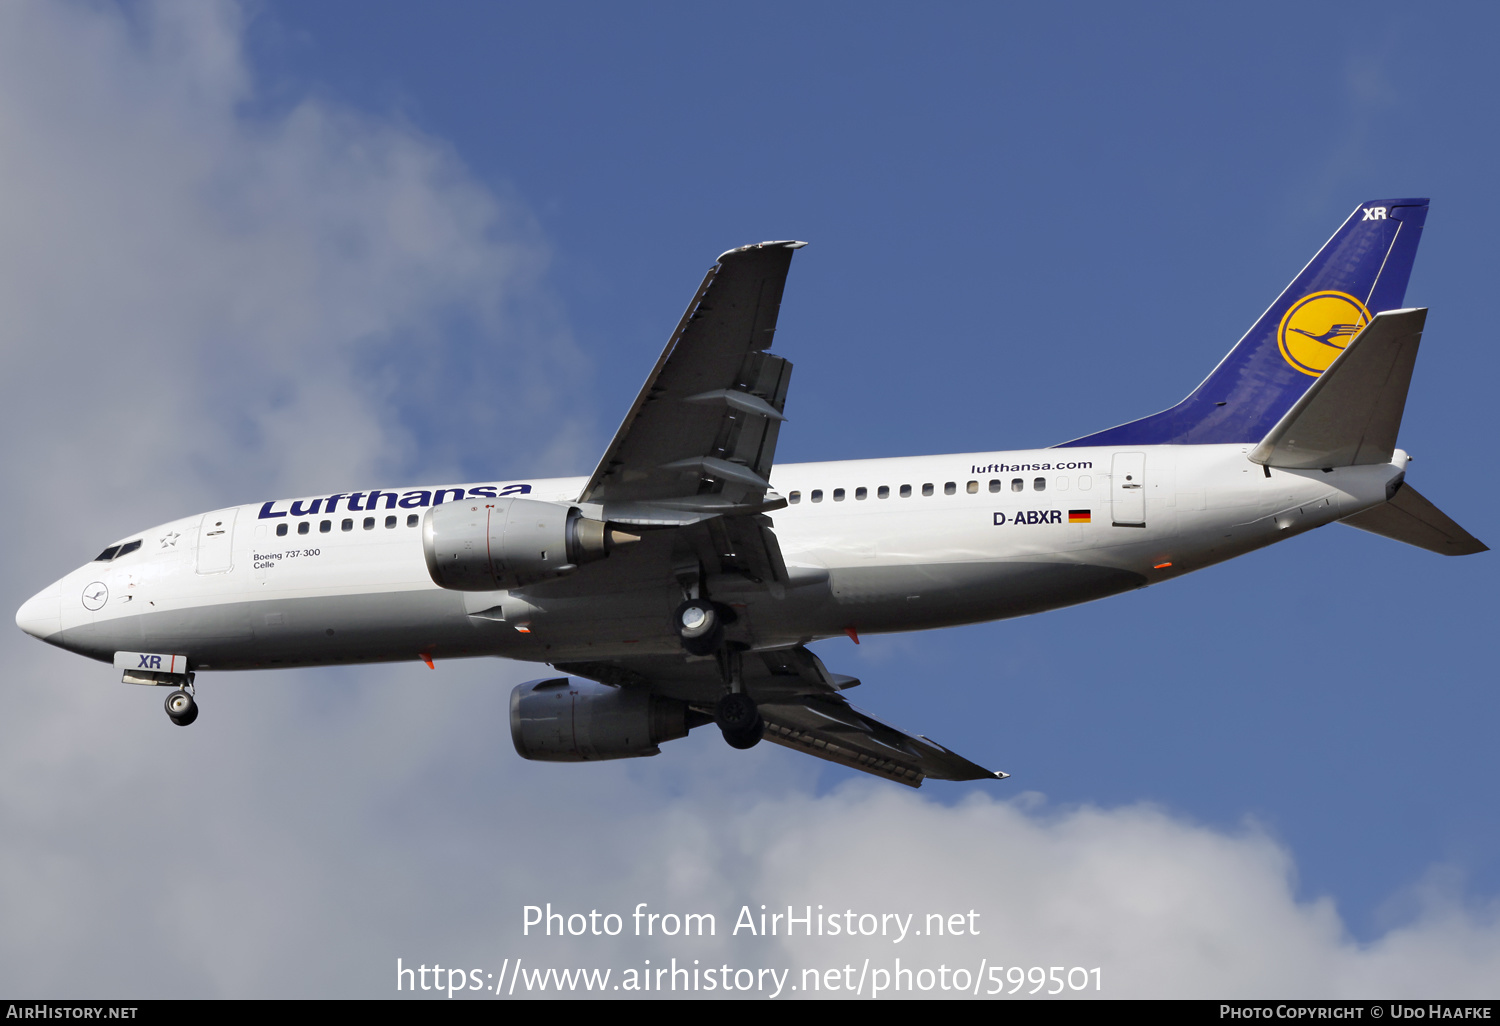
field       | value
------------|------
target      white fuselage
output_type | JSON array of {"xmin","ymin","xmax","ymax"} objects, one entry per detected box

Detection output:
[{"xmin": 16, "ymin": 444, "xmax": 1405, "ymax": 683}]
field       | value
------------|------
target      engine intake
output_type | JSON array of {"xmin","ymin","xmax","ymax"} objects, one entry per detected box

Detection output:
[
  {"xmin": 510, "ymin": 678, "xmax": 691, "ymax": 761},
  {"xmin": 423, "ymin": 497, "xmax": 637, "ymax": 591}
]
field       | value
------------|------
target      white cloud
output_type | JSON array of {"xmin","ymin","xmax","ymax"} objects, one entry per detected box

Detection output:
[
  {"xmin": 0, "ymin": 0, "xmax": 1497, "ymax": 1001},
  {"xmin": 0, "ymin": 0, "xmax": 584, "ymax": 576},
  {"xmin": 6, "ymin": 649, "xmax": 1499, "ymax": 998}
]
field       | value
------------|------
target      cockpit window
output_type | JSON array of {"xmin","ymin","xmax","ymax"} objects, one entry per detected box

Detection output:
[{"xmin": 93, "ymin": 539, "xmax": 141, "ymax": 562}]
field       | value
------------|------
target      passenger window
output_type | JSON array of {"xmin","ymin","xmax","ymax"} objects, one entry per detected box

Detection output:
[
  {"xmin": 298, "ymin": 522, "xmax": 310, "ymax": 535},
  {"xmin": 811, "ymin": 489, "xmax": 823, "ymax": 502},
  {"xmin": 1056, "ymin": 475, "xmax": 1070, "ymax": 492},
  {"xmin": 1011, "ymin": 478, "xmax": 1024, "ymax": 492},
  {"xmin": 407, "ymin": 514, "xmax": 419, "ymax": 527},
  {"xmin": 900, "ymin": 484, "xmax": 912, "ymax": 498},
  {"xmin": 878, "ymin": 485, "xmax": 890, "ymax": 499},
  {"xmin": 855, "ymin": 487, "xmax": 867, "ymax": 500},
  {"xmin": 922, "ymin": 483, "xmax": 934, "ymax": 496},
  {"xmin": 966, "ymin": 481, "xmax": 978, "ymax": 494},
  {"xmin": 1034, "ymin": 477, "xmax": 1047, "ymax": 492},
  {"xmin": 342, "ymin": 519, "xmax": 353, "ymax": 532},
  {"xmin": 386, "ymin": 516, "xmax": 397, "ymax": 529},
  {"xmin": 363, "ymin": 517, "xmax": 375, "ymax": 530},
  {"xmin": 833, "ymin": 488, "xmax": 845, "ymax": 501},
  {"xmin": 276, "ymin": 524, "xmax": 288, "ymax": 537},
  {"xmin": 944, "ymin": 482, "xmax": 956, "ymax": 495},
  {"xmin": 93, "ymin": 546, "xmax": 121, "ymax": 562},
  {"xmin": 989, "ymin": 479, "xmax": 1001, "ymax": 493},
  {"xmin": 789, "ymin": 491, "xmax": 801, "ymax": 504},
  {"xmin": 319, "ymin": 520, "xmax": 331, "ymax": 533},
  {"xmin": 1078, "ymin": 475, "xmax": 1093, "ymax": 491}
]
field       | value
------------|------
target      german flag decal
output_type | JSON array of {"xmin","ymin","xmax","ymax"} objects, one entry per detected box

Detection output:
[{"xmin": 1068, "ymin": 510, "xmax": 1091, "ymax": 524}]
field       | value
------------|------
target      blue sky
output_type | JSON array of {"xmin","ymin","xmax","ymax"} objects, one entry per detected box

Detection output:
[{"xmin": 2, "ymin": 0, "xmax": 1497, "ymax": 997}]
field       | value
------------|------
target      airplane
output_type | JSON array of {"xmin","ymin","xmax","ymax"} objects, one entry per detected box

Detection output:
[{"xmin": 14, "ymin": 198, "xmax": 1487, "ymax": 787}]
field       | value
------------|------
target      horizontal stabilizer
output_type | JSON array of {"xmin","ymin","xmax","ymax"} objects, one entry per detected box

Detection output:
[
  {"xmin": 1250, "ymin": 308, "xmax": 1425, "ymax": 469},
  {"xmin": 1340, "ymin": 483, "xmax": 1488, "ymax": 556}
]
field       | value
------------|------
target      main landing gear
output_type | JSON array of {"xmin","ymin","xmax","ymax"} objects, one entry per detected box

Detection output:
[
  {"xmin": 164, "ymin": 687, "xmax": 198, "ymax": 727},
  {"xmin": 673, "ymin": 578, "xmax": 763, "ymax": 749},
  {"xmin": 714, "ymin": 691, "xmax": 763, "ymax": 749},
  {"xmin": 673, "ymin": 598, "xmax": 725, "ymax": 656}
]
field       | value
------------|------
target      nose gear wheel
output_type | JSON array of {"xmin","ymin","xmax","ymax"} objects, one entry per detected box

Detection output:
[{"xmin": 164, "ymin": 689, "xmax": 198, "ymax": 727}]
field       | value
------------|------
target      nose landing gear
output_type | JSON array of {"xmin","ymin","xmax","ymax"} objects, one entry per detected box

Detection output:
[{"xmin": 164, "ymin": 688, "xmax": 198, "ymax": 727}]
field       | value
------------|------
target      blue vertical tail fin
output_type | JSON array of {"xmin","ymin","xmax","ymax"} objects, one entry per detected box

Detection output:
[{"xmin": 1056, "ymin": 198, "xmax": 1428, "ymax": 448}]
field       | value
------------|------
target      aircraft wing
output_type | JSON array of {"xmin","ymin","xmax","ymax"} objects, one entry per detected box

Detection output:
[
  {"xmin": 554, "ymin": 241, "xmax": 1005, "ymax": 786},
  {"xmin": 579, "ymin": 241, "xmax": 804, "ymax": 527},
  {"xmin": 555, "ymin": 645, "xmax": 1007, "ymax": 788},
  {"xmin": 697, "ymin": 511, "xmax": 791, "ymax": 599}
]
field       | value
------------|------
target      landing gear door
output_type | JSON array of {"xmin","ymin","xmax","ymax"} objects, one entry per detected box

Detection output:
[
  {"xmin": 1111, "ymin": 452, "xmax": 1146, "ymax": 526},
  {"xmin": 196, "ymin": 508, "xmax": 239, "ymax": 574}
]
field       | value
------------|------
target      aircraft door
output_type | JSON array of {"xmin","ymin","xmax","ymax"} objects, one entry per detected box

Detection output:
[
  {"xmin": 196, "ymin": 508, "xmax": 239, "ymax": 574},
  {"xmin": 1111, "ymin": 452, "xmax": 1146, "ymax": 526}
]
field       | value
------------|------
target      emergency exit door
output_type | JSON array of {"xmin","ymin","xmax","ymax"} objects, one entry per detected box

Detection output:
[{"xmin": 1111, "ymin": 452, "xmax": 1146, "ymax": 526}]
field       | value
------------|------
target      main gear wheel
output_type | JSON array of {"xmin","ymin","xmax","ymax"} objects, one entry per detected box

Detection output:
[{"xmin": 714, "ymin": 692, "xmax": 763, "ymax": 749}]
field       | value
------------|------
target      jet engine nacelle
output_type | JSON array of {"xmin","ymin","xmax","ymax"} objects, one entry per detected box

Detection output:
[
  {"xmin": 510, "ymin": 678, "xmax": 691, "ymax": 761},
  {"xmin": 422, "ymin": 497, "xmax": 635, "ymax": 591}
]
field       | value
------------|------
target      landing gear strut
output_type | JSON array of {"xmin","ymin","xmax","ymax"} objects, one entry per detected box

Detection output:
[
  {"xmin": 674, "ymin": 566, "xmax": 760, "ymax": 747},
  {"xmin": 164, "ymin": 688, "xmax": 198, "ymax": 727}
]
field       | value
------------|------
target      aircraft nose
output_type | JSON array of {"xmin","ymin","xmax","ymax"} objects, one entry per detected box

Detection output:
[{"xmin": 16, "ymin": 579, "xmax": 62, "ymax": 640}]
